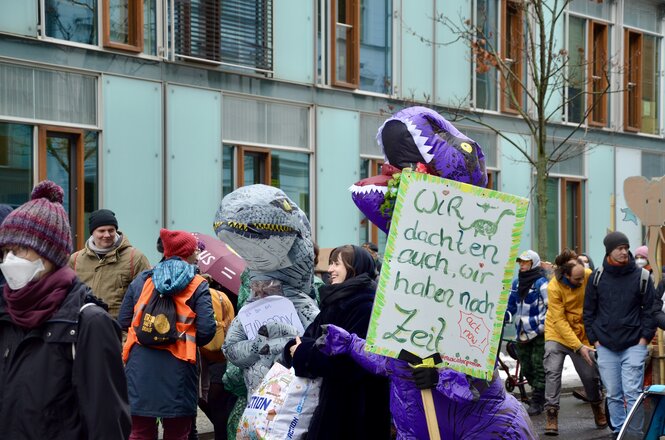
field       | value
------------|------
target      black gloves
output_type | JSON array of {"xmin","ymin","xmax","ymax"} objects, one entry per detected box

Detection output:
[{"xmin": 412, "ymin": 367, "xmax": 439, "ymax": 390}]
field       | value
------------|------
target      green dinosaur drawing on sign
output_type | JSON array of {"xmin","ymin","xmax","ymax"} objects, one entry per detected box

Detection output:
[
  {"xmin": 458, "ymin": 209, "xmax": 515, "ymax": 240},
  {"xmin": 476, "ymin": 202, "xmax": 498, "ymax": 213}
]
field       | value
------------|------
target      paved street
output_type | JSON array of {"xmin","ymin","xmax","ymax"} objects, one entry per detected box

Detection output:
[{"xmin": 526, "ymin": 392, "xmax": 615, "ymax": 439}]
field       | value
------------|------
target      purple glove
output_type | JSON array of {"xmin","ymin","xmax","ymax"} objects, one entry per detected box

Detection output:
[{"xmin": 315, "ymin": 324, "xmax": 352, "ymax": 355}]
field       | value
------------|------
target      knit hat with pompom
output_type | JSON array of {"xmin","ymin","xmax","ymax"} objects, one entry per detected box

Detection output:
[{"xmin": 0, "ymin": 181, "xmax": 72, "ymax": 268}]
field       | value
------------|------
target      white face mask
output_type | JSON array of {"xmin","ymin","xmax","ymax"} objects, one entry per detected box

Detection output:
[
  {"xmin": 583, "ymin": 263, "xmax": 590, "ymax": 269},
  {"xmin": 0, "ymin": 251, "xmax": 46, "ymax": 290},
  {"xmin": 635, "ymin": 257, "xmax": 648, "ymax": 269}
]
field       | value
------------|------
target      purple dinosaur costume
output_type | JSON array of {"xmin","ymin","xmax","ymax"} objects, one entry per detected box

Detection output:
[
  {"xmin": 350, "ymin": 106, "xmax": 488, "ymax": 234},
  {"xmin": 319, "ymin": 325, "xmax": 536, "ymax": 440}
]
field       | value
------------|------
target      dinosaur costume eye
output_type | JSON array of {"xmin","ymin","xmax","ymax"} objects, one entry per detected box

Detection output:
[{"xmin": 270, "ymin": 198, "xmax": 294, "ymax": 212}]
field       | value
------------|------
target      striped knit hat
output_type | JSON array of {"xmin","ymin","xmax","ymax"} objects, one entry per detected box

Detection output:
[{"xmin": 0, "ymin": 181, "xmax": 72, "ymax": 268}]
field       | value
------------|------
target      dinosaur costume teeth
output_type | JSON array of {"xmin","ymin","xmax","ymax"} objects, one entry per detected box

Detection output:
[{"xmin": 215, "ymin": 184, "xmax": 319, "ymax": 398}]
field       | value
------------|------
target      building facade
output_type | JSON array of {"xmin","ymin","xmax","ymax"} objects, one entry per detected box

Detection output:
[{"xmin": 0, "ymin": 0, "xmax": 663, "ymax": 263}]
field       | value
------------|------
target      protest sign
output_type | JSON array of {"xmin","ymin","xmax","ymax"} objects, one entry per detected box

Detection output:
[
  {"xmin": 238, "ymin": 296, "xmax": 305, "ymax": 340},
  {"xmin": 366, "ymin": 170, "xmax": 529, "ymax": 380}
]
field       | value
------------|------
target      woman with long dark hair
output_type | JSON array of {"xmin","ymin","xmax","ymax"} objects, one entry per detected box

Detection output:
[{"xmin": 284, "ymin": 245, "xmax": 391, "ymax": 440}]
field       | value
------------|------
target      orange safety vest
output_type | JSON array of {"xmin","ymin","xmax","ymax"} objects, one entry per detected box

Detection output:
[{"xmin": 122, "ymin": 274, "xmax": 205, "ymax": 364}]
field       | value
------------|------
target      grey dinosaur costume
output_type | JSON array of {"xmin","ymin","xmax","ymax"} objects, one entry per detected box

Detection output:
[{"xmin": 215, "ymin": 184, "xmax": 319, "ymax": 395}]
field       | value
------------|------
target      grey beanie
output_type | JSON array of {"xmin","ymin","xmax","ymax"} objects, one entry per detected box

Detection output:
[{"xmin": 603, "ymin": 231, "xmax": 629, "ymax": 255}]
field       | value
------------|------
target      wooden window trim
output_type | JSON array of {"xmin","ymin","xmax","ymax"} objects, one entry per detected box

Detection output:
[
  {"xmin": 624, "ymin": 30, "xmax": 642, "ymax": 132},
  {"xmin": 331, "ymin": 0, "xmax": 360, "ymax": 89},
  {"xmin": 486, "ymin": 169, "xmax": 498, "ymax": 190},
  {"xmin": 103, "ymin": 0, "xmax": 144, "ymax": 53},
  {"xmin": 38, "ymin": 126, "xmax": 86, "ymax": 250},
  {"xmin": 368, "ymin": 159, "xmax": 383, "ymax": 245},
  {"xmin": 587, "ymin": 21, "xmax": 609, "ymax": 127},
  {"xmin": 237, "ymin": 146, "xmax": 271, "ymax": 188},
  {"xmin": 500, "ymin": 0, "xmax": 523, "ymax": 114},
  {"xmin": 559, "ymin": 178, "xmax": 583, "ymax": 254}
]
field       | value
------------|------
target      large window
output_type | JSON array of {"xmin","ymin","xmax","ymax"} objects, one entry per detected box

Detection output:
[
  {"xmin": 500, "ymin": 0, "xmax": 523, "ymax": 113},
  {"xmin": 623, "ymin": 0, "xmax": 661, "ymax": 135},
  {"xmin": 38, "ymin": 127, "xmax": 98, "ymax": 248},
  {"xmin": 173, "ymin": 0, "xmax": 273, "ymax": 72},
  {"xmin": 223, "ymin": 145, "xmax": 310, "ymax": 218},
  {"xmin": 45, "ymin": 0, "xmax": 98, "ymax": 45},
  {"xmin": 322, "ymin": 0, "xmax": 392, "ymax": 93},
  {"xmin": 474, "ymin": 0, "xmax": 499, "ymax": 111},
  {"xmin": 0, "ymin": 122, "xmax": 98, "ymax": 248},
  {"xmin": 566, "ymin": 15, "xmax": 610, "ymax": 126},
  {"xmin": 44, "ymin": 0, "xmax": 156, "ymax": 55},
  {"xmin": 537, "ymin": 141, "xmax": 586, "ymax": 260},
  {"xmin": 0, "ymin": 123, "xmax": 33, "ymax": 208}
]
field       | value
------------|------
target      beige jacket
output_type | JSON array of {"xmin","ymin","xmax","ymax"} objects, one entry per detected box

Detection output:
[{"xmin": 69, "ymin": 234, "xmax": 151, "ymax": 318}]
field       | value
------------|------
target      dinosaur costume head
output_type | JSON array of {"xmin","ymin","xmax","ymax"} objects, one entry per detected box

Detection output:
[
  {"xmin": 213, "ymin": 184, "xmax": 314, "ymax": 296},
  {"xmin": 351, "ymin": 106, "xmax": 488, "ymax": 233}
]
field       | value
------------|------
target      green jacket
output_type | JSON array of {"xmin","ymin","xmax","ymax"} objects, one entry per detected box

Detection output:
[{"xmin": 69, "ymin": 234, "xmax": 151, "ymax": 318}]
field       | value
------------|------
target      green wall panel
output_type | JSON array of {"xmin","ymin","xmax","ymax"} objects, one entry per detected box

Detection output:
[
  {"xmin": 316, "ymin": 107, "xmax": 360, "ymax": 247},
  {"xmin": 273, "ymin": 0, "xmax": 314, "ymax": 83},
  {"xmin": 586, "ymin": 144, "xmax": 614, "ymax": 261},
  {"xmin": 400, "ymin": 0, "xmax": 434, "ymax": 102},
  {"xmin": 102, "ymin": 75, "xmax": 163, "ymax": 264},
  {"xmin": 435, "ymin": 0, "xmax": 471, "ymax": 107},
  {"xmin": 0, "ymin": 0, "xmax": 37, "ymax": 37},
  {"xmin": 499, "ymin": 133, "xmax": 533, "ymax": 252},
  {"xmin": 166, "ymin": 85, "xmax": 222, "ymax": 236}
]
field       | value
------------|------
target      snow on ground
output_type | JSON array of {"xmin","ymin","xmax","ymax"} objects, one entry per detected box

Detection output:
[{"xmin": 498, "ymin": 349, "xmax": 582, "ymax": 391}]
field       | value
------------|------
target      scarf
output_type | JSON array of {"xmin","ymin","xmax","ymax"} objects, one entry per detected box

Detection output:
[
  {"xmin": 87, "ymin": 233, "xmax": 122, "ymax": 257},
  {"xmin": 517, "ymin": 267, "xmax": 544, "ymax": 300},
  {"xmin": 319, "ymin": 273, "xmax": 376, "ymax": 307},
  {"xmin": 3, "ymin": 266, "xmax": 76, "ymax": 329},
  {"xmin": 152, "ymin": 257, "xmax": 196, "ymax": 296}
]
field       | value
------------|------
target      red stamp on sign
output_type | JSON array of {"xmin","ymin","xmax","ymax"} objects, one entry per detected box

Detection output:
[{"xmin": 457, "ymin": 311, "xmax": 490, "ymax": 353}]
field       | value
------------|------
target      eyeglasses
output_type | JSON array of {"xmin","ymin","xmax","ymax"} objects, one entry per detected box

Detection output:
[{"xmin": 1, "ymin": 245, "xmax": 31, "ymax": 259}]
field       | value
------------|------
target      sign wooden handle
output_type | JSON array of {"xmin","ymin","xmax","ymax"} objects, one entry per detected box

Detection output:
[{"xmin": 420, "ymin": 388, "xmax": 441, "ymax": 440}]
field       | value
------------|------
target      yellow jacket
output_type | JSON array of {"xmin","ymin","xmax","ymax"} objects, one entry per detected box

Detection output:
[{"xmin": 544, "ymin": 268, "xmax": 592, "ymax": 351}]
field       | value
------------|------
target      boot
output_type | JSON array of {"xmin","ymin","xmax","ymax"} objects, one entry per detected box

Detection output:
[
  {"xmin": 544, "ymin": 407, "xmax": 558, "ymax": 436},
  {"xmin": 590, "ymin": 400, "xmax": 608, "ymax": 429},
  {"xmin": 527, "ymin": 389, "xmax": 544, "ymax": 416}
]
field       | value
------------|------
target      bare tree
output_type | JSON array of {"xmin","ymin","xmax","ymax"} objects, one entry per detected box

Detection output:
[{"xmin": 405, "ymin": 0, "xmax": 623, "ymax": 257}]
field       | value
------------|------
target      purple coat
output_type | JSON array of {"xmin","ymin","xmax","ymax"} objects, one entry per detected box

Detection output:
[{"xmin": 320, "ymin": 325, "xmax": 536, "ymax": 440}]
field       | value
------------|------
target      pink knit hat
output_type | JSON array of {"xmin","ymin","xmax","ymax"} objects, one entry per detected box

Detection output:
[
  {"xmin": 635, "ymin": 245, "xmax": 649, "ymax": 259},
  {"xmin": 0, "ymin": 181, "xmax": 72, "ymax": 267}
]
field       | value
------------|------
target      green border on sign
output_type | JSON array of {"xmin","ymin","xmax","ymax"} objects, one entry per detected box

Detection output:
[{"xmin": 365, "ymin": 170, "xmax": 529, "ymax": 380}]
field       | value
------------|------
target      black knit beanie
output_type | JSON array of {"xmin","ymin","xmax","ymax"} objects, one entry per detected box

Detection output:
[
  {"xmin": 603, "ymin": 231, "xmax": 629, "ymax": 255},
  {"xmin": 89, "ymin": 209, "xmax": 118, "ymax": 232}
]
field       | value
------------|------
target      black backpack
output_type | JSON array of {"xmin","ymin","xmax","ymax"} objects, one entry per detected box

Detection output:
[
  {"xmin": 592, "ymin": 265, "xmax": 651, "ymax": 295},
  {"xmin": 135, "ymin": 289, "xmax": 179, "ymax": 346}
]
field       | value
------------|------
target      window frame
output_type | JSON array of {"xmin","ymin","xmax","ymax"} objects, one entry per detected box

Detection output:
[
  {"xmin": 330, "ymin": 0, "xmax": 360, "ymax": 89},
  {"xmin": 37, "ymin": 125, "xmax": 86, "ymax": 249},
  {"xmin": 559, "ymin": 177, "xmax": 584, "ymax": 255},
  {"xmin": 624, "ymin": 29, "xmax": 643, "ymax": 132},
  {"xmin": 360, "ymin": 158, "xmax": 384, "ymax": 246},
  {"xmin": 587, "ymin": 20, "xmax": 609, "ymax": 126},
  {"xmin": 102, "ymin": 0, "xmax": 144, "ymax": 53},
  {"xmin": 500, "ymin": 0, "xmax": 524, "ymax": 114},
  {"xmin": 236, "ymin": 146, "xmax": 271, "ymax": 187}
]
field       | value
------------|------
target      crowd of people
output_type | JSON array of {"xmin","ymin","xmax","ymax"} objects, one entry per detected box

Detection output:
[
  {"xmin": 507, "ymin": 231, "xmax": 661, "ymax": 438},
  {"xmin": 0, "ymin": 179, "xmax": 661, "ymax": 440}
]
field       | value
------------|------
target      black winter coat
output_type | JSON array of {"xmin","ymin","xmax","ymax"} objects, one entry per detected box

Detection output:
[
  {"xmin": 583, "ymin": 254, "xmax": 657, "ymax": 351},
  {"xmin": 0, "ymin": 279, "xmax": 131, "ymax": 440},
  {"xmin": 285, "ymin": 273, "xmax": 391, "ymax": 440}
]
